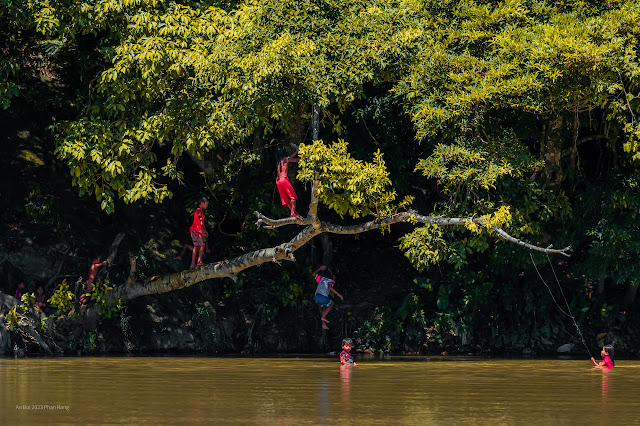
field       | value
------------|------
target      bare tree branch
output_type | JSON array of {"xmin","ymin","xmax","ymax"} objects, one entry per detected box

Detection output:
[
  {"xmin": 113, "ymin": 162, "xmax": 570, "ymax": 301},
  {"xmin": 118, "ymin": 206, "xmax": 569, "ymax": 301}
]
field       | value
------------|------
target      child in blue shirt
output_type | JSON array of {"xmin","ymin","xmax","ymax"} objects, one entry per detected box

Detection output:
[{"xmin": 312, "ymin": 265, "xmax": 343, "ymax": 330}]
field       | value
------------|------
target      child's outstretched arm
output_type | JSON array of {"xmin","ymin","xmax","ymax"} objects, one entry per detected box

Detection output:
[
  {"xmin": 312, "ymin": 265, "xmax": 326, "ymax": 276},
  {"xmin": 330, "ymin": 287, "xmax": 344, "ymax": 301},
  {"xmin": 287, "ymin": 146, "xmax": 300, "ymax": 161},
  {"xmin": 591, "ymin": 357, "xmax": 604, "ymax": 368}
]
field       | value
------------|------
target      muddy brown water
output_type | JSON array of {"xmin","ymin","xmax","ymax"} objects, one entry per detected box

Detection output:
[{"xmin": 1, "ymin": 356, "xmax": 639, "ymax": 424}]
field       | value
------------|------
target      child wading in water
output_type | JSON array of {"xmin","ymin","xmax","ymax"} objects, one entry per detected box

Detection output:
[
  {"xmin": 313, "ymin": 265, "xmax": 343, "ymax": 330},
  {"xmin": 189, "ymin": 197, "xmax": 209, "ymax": 268},
  {"xmin": 592, "ymin": 344, "xmax": 615, "ymax": 369},
  {"xmin": 275, "ymin": 146, "xmax": 303, "ymax": 219},
  {"xmin": 340, "ymin": 338, "xmax": 357, "ymax": 366}
]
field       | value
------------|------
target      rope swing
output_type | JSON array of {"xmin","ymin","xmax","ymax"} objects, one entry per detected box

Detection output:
[{"xmin": 530, "ymin": 252, "xmax": 593, "ymax": 359}]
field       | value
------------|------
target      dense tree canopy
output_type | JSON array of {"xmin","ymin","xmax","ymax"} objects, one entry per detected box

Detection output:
[{"xmin": 3, "ymin": 0, "xmax": 640, "ymax": 353}]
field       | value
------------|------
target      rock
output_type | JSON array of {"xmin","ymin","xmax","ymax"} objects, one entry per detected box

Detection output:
[
  {"xmin": 5, "ymin": 245, "xmax": 59, "ymax": 281},
  {"xmin": 151, "ymin": 327, "xmax": 195, "ymax": 351},
  {"xmin": 22, "ymin": 325, "xmax": 52, "ymax": 355},
  {"xmin": 0, "ymin": 315, "xmax": 11, "ymax": 355},
  {"xmin": 0, "ymin": 292, "xmax": 19, "ymax": 314},
  {"xmin": 14, "ymin": 343, "xmax": 25, "ymax": 358},
  {"xmin": 146, "ymin": 305, "xmax": 165, "ymax": 323},
  {"xmin": 557, "ymin": 343, "xmax": 573, "ymax": 353}
]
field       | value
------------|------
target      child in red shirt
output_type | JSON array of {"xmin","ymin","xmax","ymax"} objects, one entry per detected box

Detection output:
[
  {"xmin": 189, "ymin": 197, "xmax": 210, "ymax": 268},
  {"xmin": 592, "ymin": 344, "xmax": 615, "ymax": 369},
  {"xmin": 340, "ymin": 338, "xmax": 357, "ymax": 366}
]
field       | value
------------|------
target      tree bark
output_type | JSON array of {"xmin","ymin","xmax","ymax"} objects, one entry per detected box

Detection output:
[
  {"xmin": 284, "ymin": 102, "xmax": 307, "ymax": 147},
  {"xmin": 312, "ymin": 103, "xmax": 319, "ymax": 142},
  {"xmin": 320, "ymin": 233, "xmax": 333, "ymax": 268},
  {"xmin": 543, "ymin": 114, "xmax": 564, "ymax": 188}
]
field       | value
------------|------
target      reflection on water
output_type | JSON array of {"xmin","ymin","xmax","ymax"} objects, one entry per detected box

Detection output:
[{"xmin": 1, "ymin": 356, "xmax": 639, "ymax": 424}]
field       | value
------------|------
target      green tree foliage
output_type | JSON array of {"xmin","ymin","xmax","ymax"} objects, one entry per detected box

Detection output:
[
  {"xmin": 91, "ymin": 279, "xmax": 122, "ymax": 318},
  {"xmin": 50, "ymin": 0, "xmax": 418, "ymax": 212},
  {"xmin": 298, "ymin": 140, "xmax": 413, "ymax": 218},
  {"xmin": 396, "ymin": 0, "xmax": 640, "ymax": 141},
  {"xmin": 5, "ymin": 0, "xmax": 640, "ymax": 352},
  {"xmin": 48, "ymin": 279, "xmax": 76, "ymax": 314},
  {"xmin": 20, "ymin": 292, "xmax": 36, "ymax": 312}
]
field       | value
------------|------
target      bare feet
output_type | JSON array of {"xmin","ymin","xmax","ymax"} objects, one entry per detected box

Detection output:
[
  {"xmin": 321, "ymin": 318, "xmax": 330, "ymax": 323},
  {"xmin": 322, "ymin": 323, "xmax": 329, "ymax": 330},
  {"xmin": 290, "ymin": 213, "xmax": 303, "ymax": 219}
]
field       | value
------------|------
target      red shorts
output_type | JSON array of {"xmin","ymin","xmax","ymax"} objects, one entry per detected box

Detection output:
[{"xmin": 276, "ymin": 177, "xmax": 297, "ymax": 205}]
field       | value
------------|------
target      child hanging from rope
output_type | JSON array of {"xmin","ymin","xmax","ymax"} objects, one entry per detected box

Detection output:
[
  {"xmin": 275, "ymin": 145, "xmax": 303, "ymax": 219},
  {"xmin": 189, "ymin": 197, "xmax": 210, "ymax": 268},
  {"xmin": 592, "ymin": 344, "xmax": 615, "ymax": 369},
  {"xmin": 312, "ymin": 265, "xmax": 343, "ymax": 330}
]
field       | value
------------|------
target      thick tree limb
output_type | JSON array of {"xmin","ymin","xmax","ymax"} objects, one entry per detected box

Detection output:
[
  {"xmin": 106, "ymin": 233, "xmax": 125, "ymax": 266},
  {"xmin": 117, "ymin": 171, "xmax": 570, "ymax": 301},
  {"xmin": 120, "ymin": 224, "xmax": 322, "ymax": 300},
  {"xmin": 560, "ymin": 134, "xmax": 607, "ymax": 159},
  {"xmin": 120, "ymin": 210, "xmax": 569, "ymax": 300}
]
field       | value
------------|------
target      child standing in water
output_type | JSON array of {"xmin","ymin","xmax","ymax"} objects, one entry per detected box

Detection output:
[
  {"xmin": 591, "ymin": 344, "xmax": 615, "ymax": 369},
  {"xmin": 189, "ymin": 197, "xmax": 210, "ymax": 269},
  {"xmin": 312, "ymin": 265, "xmax": 343, "ymax": 330},
  {"xmin": 340, "ymin": 338, "xmax": 357, "ymax": 366},
  {"xmin": 275, "ymin": 146, "xmax": 303, "ymax": 219}
]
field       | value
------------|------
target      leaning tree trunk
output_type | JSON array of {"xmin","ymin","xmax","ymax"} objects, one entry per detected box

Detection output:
[
  {"xmin": 543, "ymin": 114, "xmax": 565, "ymax": 188},
  {"xmin": 115, "ymin": 172, "xmax": 572, "ymax": 301}
]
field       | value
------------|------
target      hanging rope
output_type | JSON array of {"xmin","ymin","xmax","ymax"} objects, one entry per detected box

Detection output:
[{"xmin": 530, "ymin": 252, "xmax": 593, "ymax": 358}]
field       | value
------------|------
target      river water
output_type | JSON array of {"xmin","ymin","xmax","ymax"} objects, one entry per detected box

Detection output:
[{"xmin": 1, "ymin": 356, "xmax": 638, "ymax": 424}]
